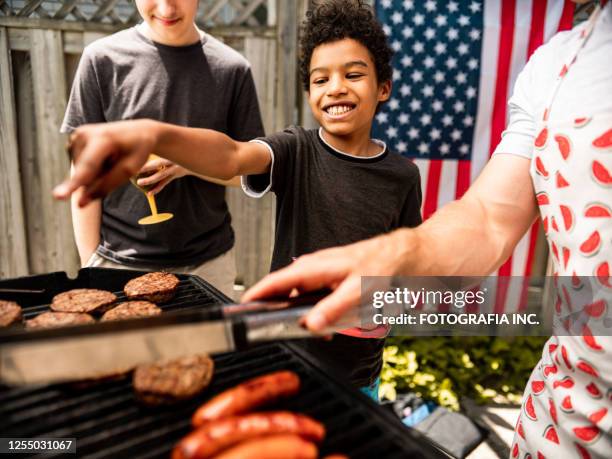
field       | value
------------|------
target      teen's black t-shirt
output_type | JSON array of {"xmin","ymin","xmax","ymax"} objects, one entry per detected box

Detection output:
[
  {"xmin": 244, "ymin": 126, "xmax": 422, "ymax": 387},
  {"xmin": 62, "ymin": 27, "xmax": 264, "ymax": 267}
]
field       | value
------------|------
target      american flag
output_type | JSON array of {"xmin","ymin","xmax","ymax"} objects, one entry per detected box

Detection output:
[{"xmin": 373, "ymin": 0, "xmax": 575, "ymax": 313}]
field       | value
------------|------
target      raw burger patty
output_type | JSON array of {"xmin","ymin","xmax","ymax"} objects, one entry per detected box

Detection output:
[
  {"xmin": 0, "ymin": 300, "xmax": 22, "ymax": 327},
  {"xmin": 51, "ymin": 289, "xmax": 117, "ymax": 314},
  {"xmin": 26, "ymin": 311, "xmax": 95, "ymax": 329},
  {"xmin": 124, "ymin": 272, "xmax": 179, "ymax": 303},
  {"xmin": 133, "ymin": 354, "xmax": 214, "ymax": 405},
  {"xmin": 101, "ymin": 301, "xmax": 162, "ymax": 322}
]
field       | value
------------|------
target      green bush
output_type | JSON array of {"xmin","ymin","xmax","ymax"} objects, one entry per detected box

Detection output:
[{"xmin": 380, "ymin": 336, "xmax": 548, "ymax": 411}]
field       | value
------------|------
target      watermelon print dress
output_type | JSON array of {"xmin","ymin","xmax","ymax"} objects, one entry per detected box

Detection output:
[{"xmin": 512, "ymin": 6, "xmax": 612, "ymax": 459}]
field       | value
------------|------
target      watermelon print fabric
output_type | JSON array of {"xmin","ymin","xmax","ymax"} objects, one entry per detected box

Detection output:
[{"xmin": 515, "ymin": 113, "xmax": 612, "ymax": 459}]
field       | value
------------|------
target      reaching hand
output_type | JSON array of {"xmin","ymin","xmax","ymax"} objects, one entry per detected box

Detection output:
[
  {"xmin": 53, "ymin": 120, "xmax": 157, "ymax": 206},
  {"xmin": 136, "ymin": 157, "xmax": 188, "ymax": 195},
  {"xmin": 242, "ymin": 230, "xmax": 412, "ymax": 332}
]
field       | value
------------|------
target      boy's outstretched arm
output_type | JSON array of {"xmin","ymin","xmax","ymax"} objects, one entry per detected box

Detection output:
[{"xmin": 54, "ymin": 119, "xmax": 271, "ymax": 206}]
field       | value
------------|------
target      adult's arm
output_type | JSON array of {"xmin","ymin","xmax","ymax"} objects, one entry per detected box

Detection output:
[
  {"xmin": 54, "ymin": 119, "xmax": 271, "ymax": 206},
  {"xmin": 243, "ymin": 153, "xmax": 539, "ymax": 331}
]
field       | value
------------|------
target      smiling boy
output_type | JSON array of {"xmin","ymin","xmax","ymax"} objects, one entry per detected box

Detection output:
[{"xmin": 57, "ymin": 0, "xmax": 422, "ymax": 393}]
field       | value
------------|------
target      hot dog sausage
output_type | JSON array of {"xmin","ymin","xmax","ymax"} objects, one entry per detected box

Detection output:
[
  {"xmin": 173, "ymin": 411, "xmax": 324, "ymax": 459},
  {"xmin": 192, "ymin": 371, "xmax": 300, "ymax": 427},
  {"xmin": 211, "ymin": 434, "xmax": 317, "ymax": 459}
]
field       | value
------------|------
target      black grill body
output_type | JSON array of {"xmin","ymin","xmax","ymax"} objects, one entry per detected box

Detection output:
[{"xmin": 0, "ymin": 268, "xmax": 449, "ymax": 458}]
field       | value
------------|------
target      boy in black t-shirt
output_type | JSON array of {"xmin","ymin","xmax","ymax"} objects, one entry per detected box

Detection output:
[{"xmin": 56, "ymin": 0, "xmax": 422, "ymax": 395}]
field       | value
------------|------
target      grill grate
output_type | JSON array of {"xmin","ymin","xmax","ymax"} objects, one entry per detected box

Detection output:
[{"xmin": 0, "ymin": 268, "xmax": 447, "ymax": 459}]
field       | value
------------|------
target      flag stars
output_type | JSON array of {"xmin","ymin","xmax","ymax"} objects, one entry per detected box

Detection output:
[
  {"xmin": 412, "ymin": 41, "xmax": 425, "ymax": 53},
  {"xmin": 457, "ymin": 42, "xmax": 469, "ymax": 55},
  {"xmin": 432, "ymin": 99, "xmax": 444, "ymax": 111},
  {"xmin": 386, "ymin": 126, "xmax": 398, "ymax": 138},
  {"xmin": 401, "ymin": 55, "xmax": 413, "ymax": 67},
  {"xmin": 376, "ymin": 112, "xmax": 389, "ymax": 124},
  {"xmin": 443, "ymin": 86, "xmax": 456, "ymax": 98},
  {"xmin": 434, "ymin": 70, "xmax": 445, "ymax": 82},
  {"xmin": 434, "ymin": 42, "xmax": 447, "ymax": 55},
  {"xmin": 402, "ymin": 0, "xmax": 414, "ymax": 10},
  {"xmin": 446, "ymin": 28, "xmax": 459, "ymax": 40},
  {"xmin": 376, "ymin": 3, "xmax": 482, "ymax": 160},
  {"xmin": 391, "ymin": 11, "xmax": 404, "ymax": 25},
  {"xmin": 422, "ymin": 85, "xmax": 434, "ymax": 97},
  {"xmin": 420, "ymin": 114, "xmax": 432, "ymax": 126},
  {"xmin": 434, "ymin": 15, "xmax": 448, "ymax": 27},
  {"xmin": 453, "ymin": 101, "xmax": 465, "ymax": 113}
]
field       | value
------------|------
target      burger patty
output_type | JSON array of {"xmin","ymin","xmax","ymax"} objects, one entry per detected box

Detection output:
[
  {"xmin": 101, "ymin": 301, "xmax": 162, "ymax": 322},
  {"xmin": 0, "ymin": 300, "xmax": 22, "ymax": 327},
  {"xmin": 133, "ymin": 354, "xmax": 214, "ymax": 405},
  {"xmin": 26, "ymin": 311, "xmax": 95, "ymax": 329},
  {"xmin": 51, "ymin": 289, "xmax": 117, "ymax": 314},
  {"xmin": 124, "ymin": 272, "xmax": 180, "ymax": 303}
]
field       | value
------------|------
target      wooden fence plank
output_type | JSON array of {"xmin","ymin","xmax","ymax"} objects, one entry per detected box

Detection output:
[
  {"xmin": 0, "ymin": 28, "xmax": 29, "ymax": 278},
  {"xmin": 29, "ymin": 29, "xmax": 79, "ymax": 275},
  {"xmin": 12, "ymin": 51, "xmax": 45, "ymax": 274},
  {"xmin": 226, "ymin": 36, "xmax": 276, "ymax": 289},
  {"xmin": 275, "ymin": 0, "xmax": 299, "ymax": 130}
]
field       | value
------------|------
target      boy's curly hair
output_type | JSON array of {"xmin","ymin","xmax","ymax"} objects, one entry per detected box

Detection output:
[{"xmin": 299, "ymin": 0, "xmax": 393, "ymax": 92}]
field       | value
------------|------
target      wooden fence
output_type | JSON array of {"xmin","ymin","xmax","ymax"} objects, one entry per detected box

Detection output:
[{"xmin": 0, "ymin": 0, "xmax": 308, "ymax": 289}]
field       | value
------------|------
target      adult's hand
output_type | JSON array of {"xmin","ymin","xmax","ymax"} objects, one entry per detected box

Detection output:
[
  {"xmin": 53, "ymin": 120, "xmax": 157, "ymax": 206},
  {"xmin": 242, "ymin": 230, "xmax": 413, "ymax": 332},
  {"xmin": 136, "ymin": 157, "xmax": 188, "ymax": 195}
]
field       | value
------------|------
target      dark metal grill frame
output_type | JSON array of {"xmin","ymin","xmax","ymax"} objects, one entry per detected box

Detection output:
[{"xmin": 0, "ymin": 268, "xmax": 450, "ymax": 458}]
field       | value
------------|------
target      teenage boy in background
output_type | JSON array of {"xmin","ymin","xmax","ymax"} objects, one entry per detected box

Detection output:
[
  {"xmin": 61, "ymin": 0, "xmax": 264, "ymax": 297},
  {"xmin": 56, "ymin": 0, "xmax": 423, "ymax": 396}
]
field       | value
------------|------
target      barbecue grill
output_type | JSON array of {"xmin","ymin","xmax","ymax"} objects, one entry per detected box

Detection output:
[{"xmin": 0, "ymin": 268, "xmax": 450, "ymax": 458}]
